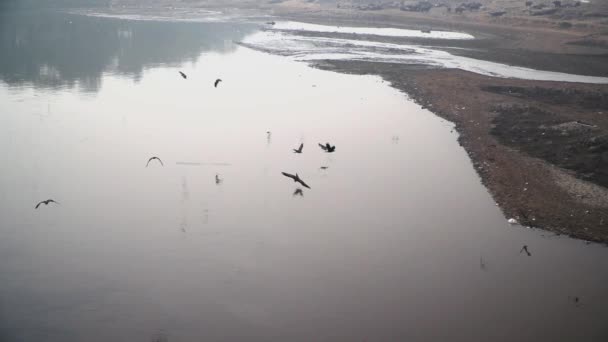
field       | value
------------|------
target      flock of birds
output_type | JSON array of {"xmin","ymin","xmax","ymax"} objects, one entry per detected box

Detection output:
[
  {"xmin": 32, "ymin": 65, "xmax": 584, "ymax": 309},
  {"xmin": 138, "ymin": 140, "xmax": 335, "ymax": 192},
  {"xmin": 33, "ymin": 70, "xmax": 336, "ymax": 211},
  {"xmin": 281, "ymin": 142, "xmax": 336, "ymax": 190},
  {"xmin": 33, "ymin": 69, "xmax": 535, "ymax": 258}
]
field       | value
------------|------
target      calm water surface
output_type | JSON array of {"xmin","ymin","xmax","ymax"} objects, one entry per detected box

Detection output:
[{"xmin": 1, "ymin": 9, "xmax": 608, "ymax": 342}]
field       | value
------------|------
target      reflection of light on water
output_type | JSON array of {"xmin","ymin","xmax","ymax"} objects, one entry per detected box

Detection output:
[{"xmin": 241, "ymin": 31, "xmax": 608, "ymax": 84}]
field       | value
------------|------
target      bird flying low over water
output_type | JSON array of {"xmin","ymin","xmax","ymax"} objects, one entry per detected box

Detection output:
[
  {"xmin": 146, "ymin": 156, "xmax": 164, "ymax": 167},
  {"xmin": 293, "ymin": 143, "xmax": 304, "ymax": 154},
  {"xmin": 179, "ymin": 71, "xmax": 187, "ymax": 79},
  {"xmin": 35, "ymin": 199, "xmax": 59, "ymax": 209},
  {"xmin": 214, "ymin": 79, "xmax": 222, "ymax": 88},
  {"xmin": 319, "ymin": 143, "xmax": 336, "ymax": 153},
  {"xmin": 282, "ymin": 172, "xmax": 311, "ymax": 189},
  {"xmin": 520, "ymin": 245, "xmax": 531, "ymax": 256}
]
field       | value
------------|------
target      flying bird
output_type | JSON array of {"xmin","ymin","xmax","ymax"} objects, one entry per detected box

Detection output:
[
  {"xmin": 293, "ymin": 143, "xmax": 304, "ymax": 154},
  {"xmin": 293, "ymin": 188, "xmax": 304, "ymax": 197},
  {"xmin": 146, "ymin": 156, "xmax": 164, "ymax": 167},
  {"xmin": 179, "ymin": 71, "xmax": 187, "ymax": 79},
  {"xmin": 320, "ymin": 166, "xmax": 329, "ymax": 170},
  {"xmin": 520, "ymin": 245, "xmax": 531, "ymax": 256},
  {"xmin": 215, "ymin": 174, "xmax": 223, "ymax": 185},
  {"xmin": 281, "ymin": 172, "xmax": 311, "ymax": 189},
  {"xmin": 214, "ymin": 79, "xmax": 222, "ymax": 88},
  {"xmin": 35, "ymin": 199, "xmax": 59, "ymax": 209},
  {"xmin": 318, "ymin": 142, "xmax": 336, "ymax": 153}
]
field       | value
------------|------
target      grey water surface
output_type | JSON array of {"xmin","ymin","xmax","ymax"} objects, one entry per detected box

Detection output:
[{"xmin": 1, "ymin": 9, "xmax": 608, "ymax": 342}]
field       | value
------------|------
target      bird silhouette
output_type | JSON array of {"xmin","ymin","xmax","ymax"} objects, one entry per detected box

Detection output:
[
  {"xmin": 520, "ymin": 245, "xmax": 531, "ymax": 256},
  {"xmin": 215, "ymin": 174, "xmax": 223, "ymax": 185},
  {"xmin": 179, "ymin": 71, "xmax": 187, "ymax": 79},
  {"xmin": 480, "ymin": 256, "xmax": 486, "ymax": 270},
  {"xmin": 214, "ymin": 79, "xmax": 222, "ymax": 88},
  {"xmin": 293, "ymin": 188, "xmax": 304, "ymax": 197},
  {"xmin": 146, "ymin": 156, "xmax": 164, "ymax": 167},
  {"xmin": 282, "ymin": 172, "xmax": 311, "ymax": 189},
  {"xmin": 293, "ymin": 143, "xmax": 304, "ymax": 154},
  {"xmin": 320, "ymin": 166, "xmax": 329, "ymax": 170},
  {"xmin": 318, "ymin": 142, "xmax": 336, "ymax": 153},
  {"xmin": 35, "ymin": 199, "xmax": 59, "ymax": 209}
]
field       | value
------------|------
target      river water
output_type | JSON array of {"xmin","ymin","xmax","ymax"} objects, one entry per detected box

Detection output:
[{"xmin": 0, "ymin": 8, "xmax": 607, "ymax": 342}]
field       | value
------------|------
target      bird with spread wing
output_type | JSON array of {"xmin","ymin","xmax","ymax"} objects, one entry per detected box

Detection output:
[
  {"xmin": 293, "ymin": 143, "xmax": 304, "ymax": 154},
  {"xmin": 35, "ymin": 199, "xmax": 59, "ymax": 209},
  {"xmin": 318, "ymin": 142, "xmax": 336, "ymax": 153},
  {"xmin": 282, "ymin": 172, "xmax": 311, "ymax": 189},
  {"xmin": 146, "ymin": 156, "xmax": 164, "ymax": 167}
]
